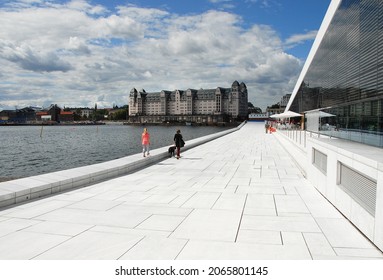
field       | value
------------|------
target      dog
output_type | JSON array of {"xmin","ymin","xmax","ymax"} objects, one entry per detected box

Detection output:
[{"xmin": 168, "ymin": 145, "xmax": 176, "ymax": 158}]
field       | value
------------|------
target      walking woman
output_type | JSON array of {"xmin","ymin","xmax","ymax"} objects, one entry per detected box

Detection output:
[
  {"xmin": 173, "ymin": 129, "xmax": 184, "ymax": 159},
  {"xmin": 141, "ymin": 127, "xmax": 150, "ymax": 157}
]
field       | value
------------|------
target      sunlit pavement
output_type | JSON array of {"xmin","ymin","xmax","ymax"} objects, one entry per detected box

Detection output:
[{"xmin": 0, "ymin": 122, "xmax": 382, "ymax": 260}]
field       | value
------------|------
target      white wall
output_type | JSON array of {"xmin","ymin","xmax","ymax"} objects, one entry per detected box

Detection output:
[{"xmin": 306, "ymin": 137, "xmax": 383, "ymax": 251}]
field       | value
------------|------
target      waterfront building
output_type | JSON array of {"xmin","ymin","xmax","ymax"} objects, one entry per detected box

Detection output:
[
  {"xmin": 36, "ymin": 112, "xmax": 51, "ymax": 122},
  {"xmin": 266, "ymin": 104, "xmax": 284, "ymax": 117},
  {"xmin": 128, "ymin": 81, "xmax": 248, "ymax": 124},
  {"xmin": 285, "ymin": 0, "xmax": 383, "ymax": 251},
  {"xmin": 79, "ymin": 108, "xmax": 93, "ymax": 118},
  {"xmin": 0, "ymin": 107, "xmax": 40, "ymax": 123},
  {"xmin": 279, "ymin": 94, "xmax": 291, "ymax": 108},
  {"xmin": 265, "ymin": 94, "xmax": 291, "ymax": 117},
  {"xmin": 59, "ymin": 111, "xmax": 74, "ymax": 122}
]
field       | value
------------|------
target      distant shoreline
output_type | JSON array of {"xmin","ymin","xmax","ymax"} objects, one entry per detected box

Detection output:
[
  {"xmin": 0, "ymin": 122, "xmax": 106, "ymax": 126},
  {"xmin": 0, "ymin": 121, "xmax": 240, "ymax": 127}
]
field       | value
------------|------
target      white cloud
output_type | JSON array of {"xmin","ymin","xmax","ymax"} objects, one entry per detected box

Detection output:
[
  {"xmin": 0, "ymin": 40, "xmax": 73, "ymax": 72},
  {"xmin": 285, "ymin": 30, "xmax": 318, "ymax": 47},
  {"xmin": 0, "ymin": 0, "xmax": 304, "ymax": 111},
  {"xmin": 65, "ymin": 0, "xmax": 108, "ymax": 15},
  {"xmin": 209, "ymin": 0, "xmax": 232, "ymax": 3}
]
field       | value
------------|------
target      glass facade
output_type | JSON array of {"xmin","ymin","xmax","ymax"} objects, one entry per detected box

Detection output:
[{"xmin": 289, "ymin": 0, "xmax": 383, "ymax": 147}]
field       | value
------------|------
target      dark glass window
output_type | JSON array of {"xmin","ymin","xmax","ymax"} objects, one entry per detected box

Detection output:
[{"xmin": 290, "ymin": 0, "xmax": 383, "ymax": 147}]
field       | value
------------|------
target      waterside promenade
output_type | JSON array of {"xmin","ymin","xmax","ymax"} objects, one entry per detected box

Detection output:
[{"xmin": 0, "ymin": 122, "xmax": 382, "ymax": 260}]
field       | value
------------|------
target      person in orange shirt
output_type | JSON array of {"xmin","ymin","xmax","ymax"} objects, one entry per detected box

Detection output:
[{"xmin": 141, "ymin": 128, "xmax": 150, "ymax": 157}]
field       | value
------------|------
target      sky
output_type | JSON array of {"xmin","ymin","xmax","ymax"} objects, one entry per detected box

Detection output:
[{"xmin": 0, "ymin": 0, "xmax": 331, "ymax": 111}]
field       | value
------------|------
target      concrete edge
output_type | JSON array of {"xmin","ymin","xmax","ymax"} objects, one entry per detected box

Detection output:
[{"xmin": 0, "ymin": 122, "xmax": 246, "ymax": 209}]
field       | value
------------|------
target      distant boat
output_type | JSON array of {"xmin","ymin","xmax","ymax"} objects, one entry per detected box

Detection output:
[{"xmin": 185, "ymin": 122, "xmax": 192, "ymax": 126}]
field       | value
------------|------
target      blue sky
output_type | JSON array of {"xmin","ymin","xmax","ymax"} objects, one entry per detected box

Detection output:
[{"xmin": 0, "ymin": 0, "xmax": 331, "ymax": 111}]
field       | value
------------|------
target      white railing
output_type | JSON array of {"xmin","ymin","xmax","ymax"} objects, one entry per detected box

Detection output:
[{"xmin": 278, "ymin": 128, "xmax": 334, "ymax": 149}]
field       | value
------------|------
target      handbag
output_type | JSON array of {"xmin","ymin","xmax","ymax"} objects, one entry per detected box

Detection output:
[{"xmin": 180, "ymin": 139, "xmax": 185, "ymax": 147}]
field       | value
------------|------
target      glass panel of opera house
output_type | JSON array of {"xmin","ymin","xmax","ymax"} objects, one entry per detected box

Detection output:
[{"xmin": 289, "ymin": 0, "xmax": 383, "ymax": 147}]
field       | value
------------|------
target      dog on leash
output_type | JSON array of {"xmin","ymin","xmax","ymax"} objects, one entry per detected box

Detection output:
[{"xmin": 168, "ymin": 145, "xmax": 176, "ymax": 158}]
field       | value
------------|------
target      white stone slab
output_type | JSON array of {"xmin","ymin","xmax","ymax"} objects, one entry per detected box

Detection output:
[
  {"xmin": 142, "ymin": 194, "xmax": 179, "ymax": 204},
  {"xmin": 115, "ymin": 192, "xmax": 152, "ymax": 203},
  {"xmin": 66, "ymin": 198, "xmax": 123, "ymax": 211},
  {"xmin": 0, "ymin": 231, "xmax": 70, "ymax": 260},
  {"xmin": 119, "ymin": 236, "xmax": 187, "ymax": 260},
  {"xmin": 236, "ymin": 186, "xmax": 285, "ymax": 195},
  {"xmin": 236, "ymin": 229, "xmax": 282, "ymax": 245},
  {"xmin": 274, "ymin": 194, "xmax": 310, "ymax": 214},
  {"xmin": 245, "ymin": 194, "xmax": 275, "ymax": 209},
  {"xmin": 171, "ymin": 209, "xmax": 242, "ymax": 242},
  {"xmin": 177, "ymin": 240, "xmax": 312, "ymax": 260},
  {"xmin": 136, "ymin": 215, "xmax": 185, "ymax": 231},
  {"xmin": 181, "ymin": 192, "xmax": 221, "ymax": 209},
  {"xmin": 333, "ymin": 247, "xmax": 383, "ymax": 258},
  {"xmin": 0, "ymin": 218, "xmax": 42, "ymax": 238},
  {"xmin": 37, "ymin": 208, "xmax": 151, "ymax": 228},
  {"xmin": 3, "ymin": 199, "xmax": 74, "ymax": 219},
  {"xmin": 303, "ymin": 232, "xmax": 336, "ymax": 257},
  {"xmin": 212, "ymin": 193, "xmax": 246, "ymax": 211},
  {"xmin": 241, "ymin": 215, "xmax": 322, "ymax": 233},
  {"xmin": 23, "ymin": 221, "xmax": 92, "ymax": 236},
  {"xmin": 315, "ymin": 218, "xmax": 375, "ymax": 249},
  {"xmin": 90, "ymin": 225, "xmax": 171, "ymax": 237},
  {"xmin": 281, "ymin": 231, "xmax": 306, "ymax": 245},
  {"xmin": 34, "ymin": 231, "xmax": 143, "ymax": 260}
]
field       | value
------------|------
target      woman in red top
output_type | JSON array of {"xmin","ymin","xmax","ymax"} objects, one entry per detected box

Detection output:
[{"xmin": 141, "ymin": 128, "xmax": 150, "ymax": 157}]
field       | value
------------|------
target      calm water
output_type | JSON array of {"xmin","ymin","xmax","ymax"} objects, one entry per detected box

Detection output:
[{"xmin": 0, "ymin": 124, "xmax": 230, "ymax": 180}]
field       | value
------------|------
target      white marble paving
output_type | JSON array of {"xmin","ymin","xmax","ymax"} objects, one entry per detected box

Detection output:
[
  {"xmin": 212, "ymin": 193, "xmax": 247, "ymax": 211},
  {"xmin": 22, "ymin": 221, "xmax": 93, "ymax": 237},
  {"xmin": 315, "ymin": 218, "xmax": 376, "ymax": 249},
  {"xmin": 274, "ymin": 194, "xmax": 310, "ymax": 214},
  {"xmin": 135, "ymin": 214, "xmax": 185, "ymax": 231},
  {"xmin": 181, "ymin": 192, "xmax": 221, "ymax": 209},
  {"xmin": 0, "ymin": 231, "xmax": 70, "ymax": 259},
  {"xmin": 303, "ymin": 232, "xmax": 336, "ymax": 257},
  {"xmin": 236, "ymin": 229, "xmax": 282, "ymax": 245},
  {"xmin": 281, "ymin": 231, "xmax": 306, "ymax": 245},
  {"xmin": 2, "ymin": 199, "xmax": 74, "ymax": 219},
  {"xmin": 119, "ymin": 236, "xmax": 187, "ymax": 260},
  {"xmin": 333, "ymin": 247, "xmax": 383, "ymax": 258},
  {"xmin": 241, "ymin": 215, "xmax": 322, "ymax": 232},
  {"xmin": 34, "ymin": 231, "xmax": 143, "ymax": 260},
  {"xmin": 177, "ymin": 240, "xmax": 312, "ymax": 260},
  {"xmin": 90, "ymin": 225, "xmax": 171, "ymax": 237},
  {"xmin": 36, "ymin": 207, "xmax": 152, "ymax": 228},
  {"xmin": 65, "ymin": 198, "xmax": 123, "ymax": 211},
  {"xmin": 0, "ymin": 218, "xmax": 42, "ymax": 239},
  {"xmin": 171, "ymin": 209, "xmax": 242, "ymax": 242},
  {"xmin": 0, "ymin": 122, "xmax": 381, "ymax": 260},
  {"xmin": 142, "ymin": 194, "xmax": 179, "ymax": 204}
]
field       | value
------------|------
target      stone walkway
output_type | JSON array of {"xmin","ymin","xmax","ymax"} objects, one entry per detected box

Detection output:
[{"xmin": 0, "ymin": 122, "xmax": 382, "ymax": 260}]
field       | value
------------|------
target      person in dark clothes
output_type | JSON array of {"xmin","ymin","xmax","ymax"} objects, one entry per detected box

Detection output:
[{"xmin": 173, "ymin": 129, "xmax": 184, "ymax": 159}]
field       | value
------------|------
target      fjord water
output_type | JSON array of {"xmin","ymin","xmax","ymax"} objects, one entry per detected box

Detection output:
[{"xmin": 0, "ymin": 124, "xmax": 230, "ymax": 181}]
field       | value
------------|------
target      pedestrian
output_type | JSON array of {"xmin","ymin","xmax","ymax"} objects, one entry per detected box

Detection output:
[
  {"xmin": 141, "ymin": 127, "xmax": 150, "ymax": 157},
  {"xmin": 265, "ymin": 122, "xmax": 270, "ymax": 134},
  {"xmin": 173, "ymin": 129, "xmax": 184, "ymax": 159}
]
